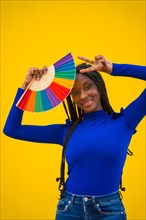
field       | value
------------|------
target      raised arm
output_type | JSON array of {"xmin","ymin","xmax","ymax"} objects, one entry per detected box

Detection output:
[
  {"xmin": 78, "ymin": 55, "xmax": 146, "ymax": 80},
  {"xmin": 111, "ymin": 62, "xmax": 146, "ymax": 130},
  {"xmin": 78, "ymin": 55, "xmax": 146, "ymax": 130},
  {"xmin": 3, "ymin": 67, "xmax": 65, "ymax": 145},
  {"xmin": 112, "ymin": 63, "xmax": 146, "ymax": 80}
]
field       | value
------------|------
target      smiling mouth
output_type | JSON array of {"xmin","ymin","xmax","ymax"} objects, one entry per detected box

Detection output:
[{"xmin": 81, "ymin": 99, "xmax": 93, "ymax": 107}]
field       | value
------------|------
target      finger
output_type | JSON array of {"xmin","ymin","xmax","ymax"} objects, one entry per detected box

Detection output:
[
  {"xmin": 95, "ymin": 55, "xmax": 104, "ymax": 62},
  {"xmin": 28, "ymin": 67, "xmax": 36, "ymax": 76},
  {"xmin": 33, "ymin": 68, "xmax": 40, "ymax": 80},
  {"xmin": 43, "ymin": 65, "xmax": 48, "ymax": 74},
  {"xmin": 79, "ymin": 66, "xmax": 97, "ymax": 73},
  {"xmin": 39, "ymin": 69, "xmax": 44, "ymax": 77},
  {"xmin": 101, "ymin": 59, "xmax": 111, "ymax": 73},
  {"xmin": 98, "ymin": 63, "xmax": 104, "ymax": 71},
  {"xmin": 37, "ymin": 70, "xmax": 43, "ymax": 80},
  {"xmin": 101, "ymin": 59, "xmax": 106, "ymax": 65},
  {"xmin": 77, "ymin": 56, "xmax": 94, "ymax": 64}
]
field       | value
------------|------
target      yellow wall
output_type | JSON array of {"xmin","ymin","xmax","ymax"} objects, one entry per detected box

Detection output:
[{"xmin": 1, "ymin": 1, "xmax": 145, "ymax": 219}]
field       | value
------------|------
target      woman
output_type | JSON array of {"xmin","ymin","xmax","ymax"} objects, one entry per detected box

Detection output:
[{"xmin": 3, "ymin": 55, "xmax": 146, "ymax": 220}]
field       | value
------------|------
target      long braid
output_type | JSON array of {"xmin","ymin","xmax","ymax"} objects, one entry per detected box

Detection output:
[
  {"xmin": 88, "ymin": 73, "xmax": 114, "ymax": 114},
  {"xmin": 56, "ymin": 116, "xmax": 82, "ymax": 197},
  {"xmin": 57, "ymin": 91, "xmax": 83, "ymax": 197},
  {"xmin": 62, "ymin": 101, "xmax": 70, "ymax": 120},
  {"xmin": 66, "ymin": 95, "xmax": 78, "ymax": 121},
  {"xmin": 63, "ymin": 94, "xmax": 83, "ymax": 121}
]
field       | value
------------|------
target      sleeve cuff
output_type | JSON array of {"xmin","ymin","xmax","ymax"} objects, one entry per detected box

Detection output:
[
  {"xmin": 13, "ymin": 88, "xmax": 25, "ymax": 105},
  {"xmin": 111, "ymin": 63, "xmax": 119, "ymax": 76}
]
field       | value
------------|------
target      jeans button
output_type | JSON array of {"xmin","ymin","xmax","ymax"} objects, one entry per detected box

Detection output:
[{"xmin": 84, "ymin": 197, "xmax": 88, "ymax": 202}]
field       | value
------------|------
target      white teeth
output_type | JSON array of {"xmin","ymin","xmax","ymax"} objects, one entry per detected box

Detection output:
[
  {"xmin": 81, "ymin": 99, "xmax": 93, "ymax": 105},
  {"xmin": 81, "ymin": 99, "xmax": 93, "ymax": 107}
]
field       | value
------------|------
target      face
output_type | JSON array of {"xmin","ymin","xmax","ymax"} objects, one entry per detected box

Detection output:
[{"xmin": 71, "ymin": 74, "xmax": 103, "ymax": 113}]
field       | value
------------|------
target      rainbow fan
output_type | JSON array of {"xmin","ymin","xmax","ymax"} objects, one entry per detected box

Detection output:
[{"xmin": 16, "ymin": 53, "xmax": 76, "ymax": 112}]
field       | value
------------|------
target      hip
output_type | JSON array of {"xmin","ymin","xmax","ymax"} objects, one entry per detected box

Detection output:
[{"xmin": 55, "ymin": 190, "xmax": 127, "ymax": 220}]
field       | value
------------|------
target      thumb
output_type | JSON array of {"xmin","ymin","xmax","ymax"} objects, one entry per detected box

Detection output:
[{"xmin": 95, "ymin": 55, "xmax": 104, "ymax": 62}]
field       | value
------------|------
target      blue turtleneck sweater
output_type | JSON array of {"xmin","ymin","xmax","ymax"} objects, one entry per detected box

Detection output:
[{"xmin": 3, "ymin": 64, "xmax": 146, "ymax": 195}]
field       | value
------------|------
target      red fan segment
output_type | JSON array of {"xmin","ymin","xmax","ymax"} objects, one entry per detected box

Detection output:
[{"xmin": 49, "ymin": 82, "xmax": 70, "ymax": 102}]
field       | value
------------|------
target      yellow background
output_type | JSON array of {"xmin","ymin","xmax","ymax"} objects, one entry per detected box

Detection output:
[{"xmin": 1, "ymin": 0, "xmax": 145, "ymax": 219}]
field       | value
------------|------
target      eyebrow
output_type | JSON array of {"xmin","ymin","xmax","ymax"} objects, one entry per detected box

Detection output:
[{"xmin": 72, "ymin": 80, "xmax": 91, "ymax": 90}]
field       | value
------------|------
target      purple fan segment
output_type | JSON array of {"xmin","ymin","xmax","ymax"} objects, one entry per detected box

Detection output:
[
  {"xmin": 54, "ymin": 53, "xmax": 73, "ymax": 68},
  {"xmin": 46, "ymin": 87, "xmax": 60, "ymax": 107}
]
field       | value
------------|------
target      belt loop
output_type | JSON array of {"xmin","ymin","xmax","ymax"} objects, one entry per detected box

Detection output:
[
  {"xmin": 92, "ymin": 196, "xmax": 96, "ymax": 204},
  {"xmin": 119, "ymin": 190, "xmax": 123, "ymax": 200},
  {"xmin": 71, "ymin": 194, "xmax": 75, "ymax": 204},
  {"xmin": 82, "ymin": 196, "xmax": 85, "ymax": 203}
]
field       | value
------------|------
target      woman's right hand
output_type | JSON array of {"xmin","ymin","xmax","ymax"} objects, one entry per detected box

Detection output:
[
  {"xmin": 77, "ymin": 55, "xmax": 113, "ymax": 75},
  {"xmin": 22, "ymin": 66, "xmax": 48, "ymax": 90}
]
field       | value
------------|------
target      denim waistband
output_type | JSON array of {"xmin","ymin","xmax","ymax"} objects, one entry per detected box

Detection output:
[{"xmin": 62, "ymin": 190, "xmax": 121, "ymax": 204}]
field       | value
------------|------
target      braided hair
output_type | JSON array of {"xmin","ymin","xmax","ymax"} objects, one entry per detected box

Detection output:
[{"xmin": 56, "ymin": 63, "xmax": 132, "ymax": 197}]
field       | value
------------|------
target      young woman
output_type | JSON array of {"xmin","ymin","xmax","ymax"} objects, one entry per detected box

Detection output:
[{"xmin": 3, "ymin": 55, "xmax": 146, "ymax": 220}]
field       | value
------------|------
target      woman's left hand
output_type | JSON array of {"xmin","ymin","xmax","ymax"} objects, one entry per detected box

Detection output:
[{"xmin": 77, "ymin": 55, "xmax": 113, "ymax": 74}]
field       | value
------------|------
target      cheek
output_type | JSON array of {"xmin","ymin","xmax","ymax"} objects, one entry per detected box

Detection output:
[
  {"xmin": 72, "ymin": 96, "xmax": 78, "ymax": 104},
  {"xmin": 92, "ymin": 88, "xmax": 101, "ymax": 99},
  {"xmin": 95, "ymin": 94, "xmax": 101, "ymax": 103},
  {"xmin": 95, "ymin": 92, "xmax": 100, "ymax": 100}
]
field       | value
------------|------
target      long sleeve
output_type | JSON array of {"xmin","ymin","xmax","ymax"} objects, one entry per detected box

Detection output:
[
  {"xmin": 3, "ymin": 88, "xmax": 66, "ymax": 145},
  {"xmin": 112, "ymin": 63, "xmax": 146, "ymax": 80},
  {"xmin": 112, "ymin": 64, "xmax": 146, "ymax": 131}
]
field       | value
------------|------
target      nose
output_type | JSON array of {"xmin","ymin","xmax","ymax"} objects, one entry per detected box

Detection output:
[{"xmin": 80, "ymin": 90, "xmax": 87, "ymax": 99}]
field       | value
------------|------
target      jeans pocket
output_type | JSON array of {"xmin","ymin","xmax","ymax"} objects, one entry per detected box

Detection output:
[
  {"xmin": 57, "ymin": 197, "xmax": 72, "ymax": 213},
  {"xmin": 94, "ymin": 198, "xmax": 126, "ymax": 216}
]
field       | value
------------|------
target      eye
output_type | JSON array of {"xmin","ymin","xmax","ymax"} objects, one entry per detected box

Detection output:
[
  {"xmin": 85, "ymin": 83, "xmax": 92, "ymax": 90},
  {"xmin": 71, "ymin": 90, "xmax": 78, "ymax": 96}
]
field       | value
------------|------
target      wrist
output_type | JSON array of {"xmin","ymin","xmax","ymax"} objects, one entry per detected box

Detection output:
[
  {"xmin": 108, "ymin": 64, "xmax": 113, "ymax": 75},
  {"xmin": 21, "ymin": 81, "xmax": 29, "ymax": 90}
]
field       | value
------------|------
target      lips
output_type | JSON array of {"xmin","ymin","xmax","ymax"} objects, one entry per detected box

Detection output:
[{"xmin": 81, "ymin": 98, "xmax": 93, "ymax": 107}]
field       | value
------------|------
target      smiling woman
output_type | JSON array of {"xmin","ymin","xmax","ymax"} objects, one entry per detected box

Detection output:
[
  {"xmin": 54, "ymin": 56, "xmax": 146, "ymax": 220},
  {"xmin": 3, "ymin": 54, "xmax": 146, "ymax": 220},
  {"xmin": 1, "ymin": 0, "xmax": 145, "ymax": 219}
]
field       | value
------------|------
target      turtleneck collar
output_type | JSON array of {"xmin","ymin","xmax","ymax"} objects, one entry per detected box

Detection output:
[{"xmin": 83, "ymin": 110, "xmax": 108, "ymax": 120}]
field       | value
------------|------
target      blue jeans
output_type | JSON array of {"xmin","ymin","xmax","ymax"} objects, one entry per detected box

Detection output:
[{"xmin": 55, "ymin": 190, "xmax": 126, "ymax": 220}]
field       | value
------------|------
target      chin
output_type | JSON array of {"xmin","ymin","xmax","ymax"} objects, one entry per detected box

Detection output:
[
  {"xmin": 82, "ymin": 105, "xmax": 102, "ymax": 113},
  {"xmin": 83, "ymin": 107, "xmax": 97, "ymax": 113}
]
